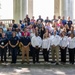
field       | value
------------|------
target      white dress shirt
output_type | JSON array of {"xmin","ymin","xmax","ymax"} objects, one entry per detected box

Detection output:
[
  {"xmin": 68, "ymin": 37, "xmax": 75, "ymax": 49},
  {"xmin": 42, "ymin": 38, "xmax": 50, "ymax": 50},
  {"xmin": 30, "ymin": 33, "xmax": 35, "ymax": 38},
  {"xmin": 16, "ymin": 32, "xmax": 22, "ymax": 39},
  {"xmin": 31, "ymin": 35, "xmax": 42, "ymax": 47},
  {"xmin": 59, "ymin": 36, "xmax": 68, "ymax": 47},
  {"xmin": 50, "ymin": 35, "xmax": 60, "ymax": 46}
]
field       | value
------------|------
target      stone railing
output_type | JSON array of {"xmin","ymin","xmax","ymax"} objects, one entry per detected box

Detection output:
[
  {"xmin": 0, "ymin": 19, "xmax": 75, "ymax": 25},
  {"xmin": 0, "ymin": 19, "xmax": 13, "ymax": 25}
]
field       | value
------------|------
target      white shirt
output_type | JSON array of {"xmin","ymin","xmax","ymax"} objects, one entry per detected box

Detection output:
[
  {"xmin": 30, "ymin": 33, "xmax": 35, "ymax": 38},
  {"xmin": 50, "ymin": 35, "xmax": 60, "ymax": 46},
  {"xmin": 68, "ymin": 37, "xmax": 75, "ymax": 49},
  {"xmin": 31, "ymin": 35, "xmax": 42, "ymax": 47},
  {"xmin": 42, "ymin": 38, "xmax": 50, "ymax": 50},
  {"xmin": 16, "ymin": 32, "xmax": 21, "ymax": 38},
  {"xmin": 59, "ymin": 36, "xmax": 68, "ymax": 47},
  {"xmin": 3, "ymin": 27, "xmax": 7, "ymax": 33}
]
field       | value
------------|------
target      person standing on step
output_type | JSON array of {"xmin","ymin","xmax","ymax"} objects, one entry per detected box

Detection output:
[
  {"xmin": 42, "ymin": 33, "xmax": 50, "ymax": 63},
  {"xmin": 20, "ymin": 32, "xmax": 31, "ymax": 64},
  {"xmin": 9, "ymin": 31, "xmax": 19, "ymax": 64},
  {"xmin": 31, "ymin": 31, "xmax": 42, "ymax": 64},
  {"xmin": 0, "ymin": 33, "xmax": 8, "ymax": 63},
  {"xmin": 50, "ymin": 29, "xmax": 60, "ymax": 65},
  {"xmin": 59, "ymin": 31, "xmax": 68, "ymax": 64},
  {"xmin": 68, "ymin": 32, "xmax": 75, "ymax": 64},
  {"xmin": 6, "ymin": 27, "xmax": 12, "ymax": 56},
  {"xmin": 0, "ymin": 28, "xmax": 3, "ymax": 56}
]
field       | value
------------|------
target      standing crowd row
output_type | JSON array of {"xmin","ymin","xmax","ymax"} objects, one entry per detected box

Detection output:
[{"xmin": 0, "ymin": 15, "xmax": 75, "ymax": 65}]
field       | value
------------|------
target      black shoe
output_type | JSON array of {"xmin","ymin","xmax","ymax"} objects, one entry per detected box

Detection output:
[
  {"xmin": 33, "ymin": 62, "xmax": 35, "ymax": 64},
  {"xmin": 33, "ymin": 61, "xmax": 35, "ymax": 64},
  {"xmin": 11, "ymin": 62, "xmax": 14, "ymax": 64},
  {"xmin": 71, "ymin": 62, "xmax": 74, "ymax": 65},
  {"xmin": 51, "ymin": 61, "xmax": 56, "ymax": 63},
  {"xmin": 61, "ymin": 62, "xmax": 66, "ymax": 65},
  {"xmin": 4, "ymin": 61, "xmax": 7, "ymax": 63},
  {"xmin": 36, "ymin": 61, "xmax": 40, "ymax": 63},
  {"xmin": 47, "ymin": 61, "xmax": 49, "ymax": 62},
  {"xmin": 8, "ymin": 54, "xmax": 11, "ymax": 56},
  {"xmin": 14, "ymin": 62, "xmax": 16, "ymax": 64},
  {"xmin": 21, "ymin": 61, "xmax": 24, "ymax": 64},
  {"xmin": 27, "ymin": 62, "xmax": 29, "ymax": 64},
  {"xmin": 1, "ymin": 60, "xmax": 4, "ymax": 63},
  {"xmin": 56, "ymin": 62, "xmax": 59, "ymax": 65}
]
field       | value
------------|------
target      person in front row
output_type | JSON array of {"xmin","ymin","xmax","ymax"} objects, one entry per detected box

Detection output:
[
  {"xmin": 0, "ymin": 33, "xmax": 8, "ymax": 63},
  {"xmin": 68, "ymin": 32, "xmax": 75, "ymax": 64},
  {"xmin": 9, "ymin": 31, "xmax": 19, "ymax": 64},
  {"xmin": 50, "ymin": 29, "xmax": 60, "ymax": 65},
  {"xmin": 20, "ymin": 32, "xmax": 31, "ymax": 64},
  {"xmin": 42, "ymin": 33, "xmax": 50, "ymax": 63},
  {"xmin": 31, "ymin": 31, "xmax": 42, "ymax": 64},
  {"xmin": 59, "ymin": 31, "xmax": 68, "ymax": 64}
]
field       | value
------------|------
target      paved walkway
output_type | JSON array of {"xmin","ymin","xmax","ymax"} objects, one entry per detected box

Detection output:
[{"xmin": 0, "ymin": 63, "xmax": 75, "ymax": 75}]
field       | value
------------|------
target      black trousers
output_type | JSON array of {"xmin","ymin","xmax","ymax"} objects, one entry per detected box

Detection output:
[
  {"xmin": 29, "ymin": 45, "xmax": 33, "ymax": 56},
  {"xmin": 11, "ymin": 47, "xmax": 18, "ymax": 63},
  {"xmin": 8, "ymin": 45, "xmax": 11, "ymax": 56},
  {"xmin": 32, "ymin": 47, "xmax": 40, "ymax": 63},
  {"xmin": 68, "ymin": 48, "xmax": 75, "ymax": 64},
  {"xmin": 17, "ymin": 46, "xmax": 21, "ymax": 55},
  {"xmin": 43, "ymin": 49, "xmax": 49, "ymax": 62},
  {"xmin": 0, "ymin": 47, "xmax": 7, "ymax": 62},
  {"xmin": 60, "ymin": 47, "xmax": 67, "ymax": 63}
]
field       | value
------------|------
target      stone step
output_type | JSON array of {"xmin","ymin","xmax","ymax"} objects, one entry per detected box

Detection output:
[
  {"xmin": 2, "ymin": 49, "xmax": 71, "ymax": 63},
  {"xmin": 4, "ymin": 55, "xmax": 70, "ymax": 59},
  {"xmin": 6, "ymin": 59, "xmax": 70, "ymax": 63},
  {"xmin": 1, "ymin": 56, "xmax": 71, "ymax": 62},
  {"xmin": 7, "ymin": 52, "xmax": 70, "ymax": 55}
]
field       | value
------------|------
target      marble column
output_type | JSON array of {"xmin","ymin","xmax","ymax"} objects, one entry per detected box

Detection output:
[
  {"xmin": 54, "ymin": 0, "xmax": 60, "ymax": 17},
  {"xmin": 60, "ymin": 0, "xmax": 68, "ymax": 19},
  {"xmin": 0, "ymin": 0, "xmax": 1, "ymax": 19},
  {"xmin": 68, "ymin": 0, "xmax": 73, "ymax": 20},
  {"xmin": 28, "ymin": 0, "xmax": 33, "ymax": 18},
  {"xmin": 60, "ymin": 0, "xmax": 65, "ymax": 17},
  {"xmin": 13, "ymin": 0, "xmax": 20, "ymax": 23},
  {"xmin": 20, "ymin": 0, "xmax": 22, "ymax": 20},
  {"xmin": 13, "ymin": 0, "xmax": 27, "ymax": 23},
  {"xmin": 13, "ymin": 0, "xmax": 17, "ymax": 22},
  {"xmin": 60, "ymin": 0, "xmax": 73, "ymax": 20},
  {"xmin": 22, "ymin": 0, "xmax": 27, "ymax": 19}
]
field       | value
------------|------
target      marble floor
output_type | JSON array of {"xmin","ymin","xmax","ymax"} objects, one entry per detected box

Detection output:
[{"xmin": 0, "ymin": 63, "xmax": 75, "ymax": 75}]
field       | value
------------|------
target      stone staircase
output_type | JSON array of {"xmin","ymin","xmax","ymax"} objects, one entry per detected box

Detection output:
[{"xmin": 4, "ymin": 49, "xmax": 70, "ymax": 63}]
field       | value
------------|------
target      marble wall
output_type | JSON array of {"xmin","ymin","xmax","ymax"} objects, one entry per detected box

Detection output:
[{"xmin": 13, "ymin": 0, "xmax": 74, "ymax": 23}]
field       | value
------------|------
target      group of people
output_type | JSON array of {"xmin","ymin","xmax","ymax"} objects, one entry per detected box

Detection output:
[{"xmin": 0, "ymin": 15, "xmax": 75, "ymax": 65}]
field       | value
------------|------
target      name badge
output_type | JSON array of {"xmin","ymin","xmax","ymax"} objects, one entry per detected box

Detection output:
[{"xmin": 1, "ymin": 42, "xmax": 4, "ymax": 45}]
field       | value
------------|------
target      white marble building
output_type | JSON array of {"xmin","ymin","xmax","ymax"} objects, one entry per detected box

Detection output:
[{"xmin": 0, "ymin": 0, "xmax": 75, "ymax": 23}]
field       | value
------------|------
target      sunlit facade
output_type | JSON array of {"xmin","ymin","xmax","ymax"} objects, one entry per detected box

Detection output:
[
  {"xmin": 33, "ymin": 0, "xmax": 54, "ymax": 19},
  {"xmin": 0, "ymin": 0, "xmax": 75, "ymax": 20},
  {"xmin": 0, "ymin": 0, "xmax": 13, "ymax": 19},
  {"xmin": 0, "ymin": 0, "xmax": 54, "ymax": 20}
]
